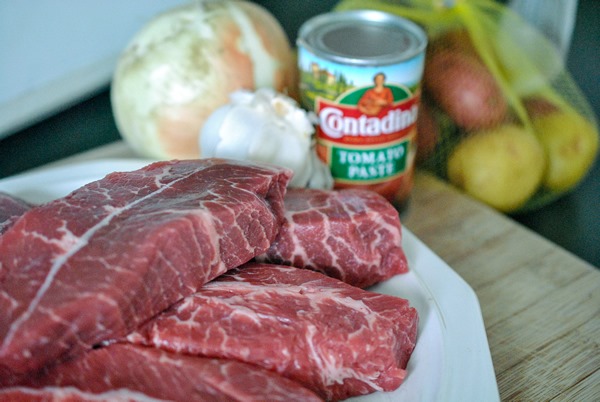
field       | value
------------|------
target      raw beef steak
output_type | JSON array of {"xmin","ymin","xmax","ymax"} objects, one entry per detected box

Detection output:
[
  {"xmin": 0, "ymin": 192, "xmax": 30, "ymax": 236},
  {"xmin": 21, "ymin": 344, "xmax": 322, "ymax": 402},
  {"xmin": 257, "ymin": 188, "xmax": 409, "ymax": 288},
  {"xmin": 0, "ymin": 385, "xmax": 167, "ymax": 402},
  {"xmin": 0, "ymin": 159, "xmax": 291, "ymax": 379},
  {"xmin": 126, "ymin": 262, "xmax": 418, "ymax": 401}
]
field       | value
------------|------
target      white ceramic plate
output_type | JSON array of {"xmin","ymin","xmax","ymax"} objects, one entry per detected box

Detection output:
[{"xmin": 0, "ymin": 159, "xmax": 499, "ymax": 402}]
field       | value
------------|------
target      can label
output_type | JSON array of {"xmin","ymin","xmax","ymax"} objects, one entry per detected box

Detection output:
[
  {"xmin": 299, "ymin": 46, "xmax": 424, "ymax": 200},
  {"xmin": 317, "ymin": 88, "xmax": 418, "ymax": 184},
  {"xmin": 297, "ymin": 10, "xmax": 427, "ymax": 204}
]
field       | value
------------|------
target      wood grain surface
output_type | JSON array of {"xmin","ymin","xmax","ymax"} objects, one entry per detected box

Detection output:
[{"xmin": 403, "ymin": 172, "xmax": 600, "ymax": 401}]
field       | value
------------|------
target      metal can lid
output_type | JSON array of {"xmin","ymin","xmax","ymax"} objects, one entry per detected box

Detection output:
[{"xmin": 297, "ymin": 10, "xmax": 427, "ymax": 66}]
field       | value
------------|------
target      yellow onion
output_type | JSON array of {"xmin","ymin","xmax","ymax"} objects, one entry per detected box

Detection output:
[{"xmin": 111, "ymin": 0, "xmax": 295, "ymax": 159}]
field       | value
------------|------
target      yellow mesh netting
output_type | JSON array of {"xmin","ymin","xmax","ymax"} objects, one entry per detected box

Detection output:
[{"xmin": 335, "ymin": 0, "xmax": 598, "ymax": 213}]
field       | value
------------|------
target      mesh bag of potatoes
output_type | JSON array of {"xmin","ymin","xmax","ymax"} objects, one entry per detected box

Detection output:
[{"xmin": 335, "ymin": 0, "xmax": 598, "ymax": 213}]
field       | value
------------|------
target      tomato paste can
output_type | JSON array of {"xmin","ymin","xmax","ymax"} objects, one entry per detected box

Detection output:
[{"xmin": 297, "ymin": 10, "xmax": 427, "ymax": 208}]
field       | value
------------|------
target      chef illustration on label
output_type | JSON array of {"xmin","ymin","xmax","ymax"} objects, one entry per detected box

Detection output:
[{"xmin": 357, "ymin": 72, "xmax": 394, "ymax": 116}]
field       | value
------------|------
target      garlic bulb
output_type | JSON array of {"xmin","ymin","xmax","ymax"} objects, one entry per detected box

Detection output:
[{"xmin": 200, "ymin": 89, "xmax": 333, "ymax": 189}]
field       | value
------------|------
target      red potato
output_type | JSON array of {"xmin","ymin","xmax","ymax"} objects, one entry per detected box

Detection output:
[
  {"xmin": 431, "ymin": 28, "xmax": 477, "ymax": 56},
  {"xmin": 523, "ymin": 96, "xmax": 561, "ymax": 118},
  {"xmin": 424, "ymin": 49, "xmax": 508, "ymax": 131},
  {"xmin": 415, "ymin": 97, "xmax": 440, "ymax": 163}
]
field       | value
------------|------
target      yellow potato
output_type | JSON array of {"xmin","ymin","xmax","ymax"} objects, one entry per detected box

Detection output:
[
  {"xmin": 448, "ymin": 125, "xmax": 545, "ymax": 212},
  {"xmin": 531, "ymin": 111, "xmax": 599, "ymax": 191}
]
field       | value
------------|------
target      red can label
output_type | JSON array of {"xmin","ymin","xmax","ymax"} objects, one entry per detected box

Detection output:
[
  {"xmin": 298, "ymin": 60, "xmax": 424, "ymax": 201},
  {"xmin": 316, "ymin": 85, "xmax": 419, "ymax": 184}
]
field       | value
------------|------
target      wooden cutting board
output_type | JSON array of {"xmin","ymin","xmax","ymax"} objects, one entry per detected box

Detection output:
[{"xmin": 403, "ymin": 172, "xmax": 600, "ymax": 401}]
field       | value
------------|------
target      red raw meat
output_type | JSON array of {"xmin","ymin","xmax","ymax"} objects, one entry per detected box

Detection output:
[
  {"xmin": 257, "ymin": 188, "xmax": 409, "ymax": 288},
  {"xmin": 0, "ymin": 385, "xmax": 167, "ymax": 401},
  {"xmin": 19, "ymin": 344, "xmax": 322, "ymax": 402},
  {"xmin": 126, "ymin": 262, "xmax": 418, "ymax": 401},
  {"xmin": 0, "ymin": 159, "xmax": 291, "ymax": 380}
]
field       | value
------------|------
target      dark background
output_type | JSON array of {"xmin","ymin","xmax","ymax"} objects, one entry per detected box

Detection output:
[{"xmin": 0, "ymin": 0, "xmax": 598, "ymax": 267}]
